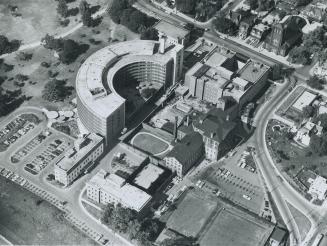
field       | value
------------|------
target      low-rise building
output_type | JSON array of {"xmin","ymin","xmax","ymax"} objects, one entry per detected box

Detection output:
[
  {"xmin": 193, "ymin": 108, "xmax": 237, "ymax": 161},
  {"xmin": 302, "ymin": 2, "xmax": 327, "ymax": 22},
  {"xmin": 263, "ymin": 15, "xmax": 304, "ymax": 56},
  {"xmin": 54, "ymin": 133, "xmax": 104, "ymax": 186},
  {"xmin": 293, "ymin": 121, "xmax": 323, "ymax": 146},
  {"xmin": 164, "ymin": 132, "xmax": 203, "ymax": 177},
  {"xmin": 248, "ymin": 23, "xmax": 270, "ymax": 46},
  {"xmin": 86, "ymin": 169, "xmax": 152, "ymax": 212},
  {"xmin": 154, "ymin": 20, "xmax": 190, "ymax": 46},
  {"xmin": 269, "ymin": 227, "xmax": 288, "ymax": 246},
  {"xmin": 308, "ymin": 175, "xmax": 327, "ymax": 201}
]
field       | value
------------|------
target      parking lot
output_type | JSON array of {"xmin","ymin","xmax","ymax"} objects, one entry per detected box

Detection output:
[
  {"xmin": 0, "ymin": 113, "xmax": 42, "ymax": 152},
  {"xmin": 197, "ymin": 145, "xmax": 266, "ymax": 215}
]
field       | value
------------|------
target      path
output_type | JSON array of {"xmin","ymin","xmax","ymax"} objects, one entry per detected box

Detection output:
[{"xmin": 0, "ymin": 4, "xmax": 109, "ymax": 59}]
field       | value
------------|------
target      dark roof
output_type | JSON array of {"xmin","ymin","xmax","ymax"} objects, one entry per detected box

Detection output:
[
  {"xmin": 271, "ymin": 227, "xmax": 287, "ymax": 242},
  {"xmin": 193, "ymin": 108, "xmax": 237, "ymax": 143},
  {"xmin": 167, "ymin": 132, "xmax": 203, "ymax": 167}
]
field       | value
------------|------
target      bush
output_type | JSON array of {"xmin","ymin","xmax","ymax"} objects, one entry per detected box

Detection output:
[
  {"xmin": 16, "ymin": 52, "xmax": 33, "ymax": 61},
  {"xmin": 0, "ymin": 35, "xmax": 21, "ymax": 55},
  {"xmin": 42, "ymin": 79, "xmax": 73, "ymax": 102}
]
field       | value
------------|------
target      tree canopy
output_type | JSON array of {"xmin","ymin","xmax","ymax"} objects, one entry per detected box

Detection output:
[
  {"xmin": 214, "ymin": 17, "xmax": 238, "ymax": 35},
  {"xmin": 307, "ymin": 75, "xmax": 326, "ymax": 90},
  {"xmin": 0, "ymin": 35, "xmax": 21, "ymax": 55},
  {"xmin": 42, "ymin": 79, "xmax": 73, "ymax": 102}
]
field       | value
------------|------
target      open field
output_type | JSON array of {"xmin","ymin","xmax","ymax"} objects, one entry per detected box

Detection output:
[
  {"xmin": 0, "ymin": 176, "xmax": 95, "ymax": 245},
  {"xmin": 0, "ymin": 0, "xmax": 107, "ymax": 44},
  {"xmin": 166, "ymin": 191, "xmax": 217, "ymax": 237},
  {"xmin": 131, "ymin": 132, "xmax": 170, "ymax": 156},
  {"xmin": 200, "ymin": 207, "xmax": 274, "ymax": 246},
  {"xmin": 0, "ymin": 10, "xmax": 139, "ymax": 117}
]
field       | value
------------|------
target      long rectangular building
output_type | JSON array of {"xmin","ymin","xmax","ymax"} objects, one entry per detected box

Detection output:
[
  {"xmin": 54, "ymin": 133, "xmax": 104, "ymax": 186},
  {"xmin": 86, "ymin": 169, "xmax": 152, "ymax": 212}
]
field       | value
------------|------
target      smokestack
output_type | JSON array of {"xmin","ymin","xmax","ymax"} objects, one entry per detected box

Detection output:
[
  {"xmin": 173, "ymin": 116, "xmax": 178, "ymax": 140},
  {"xmin": 159, "ymin": 33, "xmax": 166, "ymax": 54}
]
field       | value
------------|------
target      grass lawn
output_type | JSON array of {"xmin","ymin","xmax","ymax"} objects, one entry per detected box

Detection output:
[
  {"xmin": 0, "ymin": 0, "xmax": 107, "ymax": 44},
  {"xmin": 166, "ymin": 191, "xmax": 217, "ymax": 238},
  {"xmin": 0, "ymin": 12, "xmax": 139, "ymax": 116},
  {"xmin": 200, "ymin": 208, "xmax": 273, "ymax": 246},
  {"xmin": 0, "ymin": 176, "xmax": 96, "ymax": 245},
  {"xmin": 131, "ymin": 132, "xmax": 169, "ymax": 155},
  {"xmin": 287, "ymin": 202, "xmax": 311, "ymax": 241},
  {"xmin": 266, "ymin": 119, "xmax": 327, "ymax": 178}
]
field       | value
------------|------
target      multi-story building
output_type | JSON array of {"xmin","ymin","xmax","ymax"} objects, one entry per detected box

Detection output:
[
  {"xmin": 54, "ymin": 133, "xmax": 104, "ymax": 186},
  {"xmin": 193, "ymin": 108, "xmax": 237, "ymax": 161},
  {"xmin": 185, "ymin": 43, "xmax": 270, "ymax": 112},
  {"xmin": 263, "ymin": 15, "xmax": 303, "ymax": 56},
  {"xmin": 249, "ymin": 23, "xmax": 270, "ymax": 46},
  {"xmin": 164, "ymin": 132, "xmax": 203, "ymax": 177},
  {"xmin": 154, "ymin": 20, "xmax": 190, "ymax": 46},
  {"xmin": 76, "ymin": 39, "xmax": 184, "ymax": 148},
  {"xmin": 86, "ymin": 169, "xmax": 152, "ymax": 212}
]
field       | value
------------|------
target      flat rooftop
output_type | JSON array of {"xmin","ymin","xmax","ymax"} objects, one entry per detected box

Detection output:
[
  {"xmin": 239, "ymin": 60, "xmax": 270, "ymax": 83},
  {"xmin": 76, "ymin": 40, "xmax": 183, "ymax": 118},
  {"xmin": 293, "ymin": 91, "xmax": 317, "ymax": 111},
  {"xmin": 154, "ymin": 20, "xmax": 190, "ymax": 39},
  {"xmin": 133, "ymin": 164, "xmax": 164, "ymax": 189},
  {"xmin": 88, "ymin": 169, "xmax": 151, "ymax": 212},
  {"xmin": 55, "ymin": 133, "xmax": 103, "ymax": 172}
]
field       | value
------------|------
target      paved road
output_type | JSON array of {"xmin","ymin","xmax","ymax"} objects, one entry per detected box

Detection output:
[{"xmin": 134, "ymin": 1, "xmax": 324, "ymax": 245}]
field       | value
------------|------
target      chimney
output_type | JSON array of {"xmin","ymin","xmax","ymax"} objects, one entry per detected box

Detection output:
[
  {"xmin": 159, "ymin": 33, "xmax": 166, "ymax": 54},
  {"xmin": 226, "ymin": 115, "xmax": 230, "ymax": 121},
  {"xmin": 173, "ymin": 116, "xmax": 178, "ymax": 140},
  {"xmin": 185, "ymin": 115, "xmax": 190, "ymax": 126},
  {"xmin": 210, "ymin": 132, "xmax": 215, "ymax": 138}
]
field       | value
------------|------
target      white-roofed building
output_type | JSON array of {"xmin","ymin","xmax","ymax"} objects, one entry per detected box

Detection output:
[
  {"xmin": 308, "ymin": 175, "xmax": 327, "ymax": 201},
  {"xmin": 292, "ymin": 91, "xmax": 317, "ymax": 112},
  {"xmin": 86, "ymin": 169, "xmax": 152, "ymax": 212},
  {"xmin": 54, "ymin": 133, "xmax": 104, "ymax": 186},
  {"xmin": 133, "ymin": 164, "xmax": 164, "ymax": 190},
  {"xmin": 76, "ymin": 39, "xmax": 184, "ymax": 148}
]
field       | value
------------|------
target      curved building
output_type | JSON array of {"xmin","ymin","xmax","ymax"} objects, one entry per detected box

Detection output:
[{"xmin": 76, "ymin": 39, "xmax": 184, "ymax": 147}]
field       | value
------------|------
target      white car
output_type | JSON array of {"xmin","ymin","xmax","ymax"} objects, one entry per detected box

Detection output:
[{"xmin": 242, "ymin": 194, "xmax": 251, "ymax": 200}]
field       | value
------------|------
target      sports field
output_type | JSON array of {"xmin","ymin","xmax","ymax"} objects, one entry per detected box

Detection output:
[
  {"xmin": 200, "ymin": 208, "xmax": 274, "ymax": 246},
  {"xmin": 166, "ymin": 192, "xmax": 217, "ymax": 237},
  {"xmin": 131, "ymin": 132, "xmax": 170, "ymax": 156}
]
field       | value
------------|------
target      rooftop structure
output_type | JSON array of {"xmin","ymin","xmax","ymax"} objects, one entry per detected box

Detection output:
[
  {"xmin": 133, "ymin": 163, "xmax": 164, "ymax": 190},
  {"xmin": 308, "ymin": 175, "xmax": 327, "ymax": 200},
  {"xmin": 292, "ymin": 91, "xmax": 317, "ymax": 111},
  {"xmin": 269, "ymin": 227, "xmax": 288, "ymax": 246},
  {"xmin": 154, "ymin": 20, "xmax": 190, "ymax": 45},
  {"xmin": 76, "ymin": 40, "xmax": 184, "ymax": 147},
  {"xmin": 87, "ymin": 169, "xmax": 152, "ymax": 212},
  {"xmin": 54, "ymin": 133, "xmax": 104, "ymax": 186},
  {"xmin": 185, "ymin": 40, "xmax": 270, "ymax": 110}
]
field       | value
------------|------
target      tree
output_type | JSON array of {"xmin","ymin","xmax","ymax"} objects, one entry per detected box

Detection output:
[
  {"xmin": 248, "ymin": 0, "xmax": 258, "ymax": 10},
  {"xmin": 42, "ymin": 79, "xmax": 73, "ymax": 102},
  {"xmin": 175, "ymin": 0, "xmax": 195, "ymax": 14},
  {"xmin": 307, "ymin": 75, "xmax": 326, "ymax": 90},
  {"xmin": 214, "ymin": 17, "xmax": 238, "ymax": 35},
  {"xmin": 0, "ymin": 35, "xmax": 20, "ymax": 55},
  {"xmin": 80, "ymin": 1, "xmax": 93, "ymax": 26},
  {"xmin": 42, "ymin": 34, "xmax": 64, "ymax": 51},
  {"xmin": 310, "ymin": 133, "xmax": 327, "ymax": 156},
  {"xmin": 288, "ymin": 46, "xmax": 312, "ymax": 65},
  {"xmin": 258, "ymin": 0, "xmax": 274, "ymax": 11},
  {"xmin": 79, "ymin": 0, "xmax": 90, "ymax": 16},
  {"xmin": 302, "ymin": 105, "xmax": 316, "ymax": 118},
  {"xmin": 314, "ymin": 113, "xmax": 327, "ymax": 130},
  {"xmin": 195, "ymin": 0, "xmax": 221, "ymax": 22},
  {"xmin": 59, "ymin": 39, "xmax": 87, "ymax": 64},
  {"xmin": 57, "ymin": 0, "xmax": 69, "ymax": 17},
  {"xmin": 140, "ymin": 27, "xmax": 158, "ymax": 40},
  {"xmin": 0, "ymin": 88, "xmax": 24, "ymax": 117}
]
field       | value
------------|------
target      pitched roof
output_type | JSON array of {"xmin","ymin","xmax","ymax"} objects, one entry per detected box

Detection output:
[
  {"xmin": 193, "ymin": 108, "xmax": 237, "ymax": 143},
  {"xmin": 167, "ymin": 132, "xmax": 203, "ymax": 167}
]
